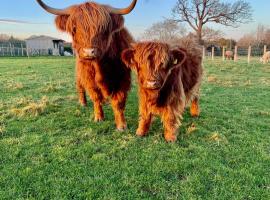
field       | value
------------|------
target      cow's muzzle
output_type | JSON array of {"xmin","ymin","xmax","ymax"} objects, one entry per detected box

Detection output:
[
  {"xmin": 144, "ymin": 80, "xmax": 162, "ymax": 90},
  {"xmin": 82, "ymin": 48, "xmax": 100, "ymax": 59}
]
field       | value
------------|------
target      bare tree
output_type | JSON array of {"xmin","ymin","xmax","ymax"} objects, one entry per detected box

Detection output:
[
  {"xmin": 172, "ymin": 0, "xmax": 252, "ymax": 44},
  {"xmin": 202, "ymin": 27, "xmax": 223, "ymax": 42},
  {"xmin": 264, "ymin": 29, "xmax": 270, "ymax": 46},
  {"xmin": 237, "ymin": 34, "xmax": 256, "ymax": 47},
  {"xmin": 256, "ymin": 24, "xmax": 265, "ymax": 44},
  {"xmin": 140, "ymin": 19, "xmax": 186, "ymax": 45}
]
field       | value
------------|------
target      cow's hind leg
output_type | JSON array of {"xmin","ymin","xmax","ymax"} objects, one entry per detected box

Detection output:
[
  {"xmin": 190, "ymin": 96, "xmax": 200, "ymax": 117},
  {"xmin": 87, "ymin": 87, "xmax": 105, "ymax": 122},
  {"xmin": 111, "ymin": 91, "xmax": 128, "ymax": 131}
]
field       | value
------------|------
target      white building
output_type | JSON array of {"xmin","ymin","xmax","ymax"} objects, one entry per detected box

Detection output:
[{"xmin": 26, "ymin": 35, "xmax": 65, "ymax": 56}]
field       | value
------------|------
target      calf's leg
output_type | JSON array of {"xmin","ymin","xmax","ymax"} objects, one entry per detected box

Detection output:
[
  {"xmin": 190, "ymin": 96, "xmax": 200, "ymax": 117},
  {"xmin": 136, "ymin": 108, "xmax": 152, "ymax": 137},
  {"xmin": 87, "ymin": 87, "xmax": 105, "ymax": 122},
  {"xmin": 76, "ymin": 80, "xmax": 87, "ymax": 106},
  {"xmin": 162, "ymin": 108, "xmax": 183, "ymax": 142}
]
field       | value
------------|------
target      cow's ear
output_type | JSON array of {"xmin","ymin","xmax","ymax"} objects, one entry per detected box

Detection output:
[
  {"xmin": 122, "ymin": 49, "xmax": 136, "ymax": 69},
  {"xmin": 55, "ymin": 15, "xmax": 69, "ymax": 32},
  {"xmin": 170, "ymin": 48, "xmax": 187, "ymax": 67}
]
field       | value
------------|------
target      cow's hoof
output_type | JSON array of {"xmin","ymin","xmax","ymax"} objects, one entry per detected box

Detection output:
[
  {"xmin": 116, "ymin": 126, "xmax": 127, "ymax": 132},
  {"xmin": 165, "ymin": 134, "xmax": 177, "ymax": 143},
  {"xmin": 80, "ymin": 102, "xmax": 87, "ymax": 107},
  {"xmin": 94, "ymin": 117, "xmax": 104, "ymax": 122},
  {"xmin": 136, "ymin": 129, "xmax": 147, "ymax": 137}
]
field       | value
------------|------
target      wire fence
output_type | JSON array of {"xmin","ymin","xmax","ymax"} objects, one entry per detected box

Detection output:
[
  {"xmin": 0, "ymin": 42, "xmax": 28, "ymax": 57},
  {"xmin": 203, "ymin": 45, "xmax": 270, "ymax": 64},
  {"xmin": 0, "ymin": 42, "xmax": 73, "ymax": 57}
]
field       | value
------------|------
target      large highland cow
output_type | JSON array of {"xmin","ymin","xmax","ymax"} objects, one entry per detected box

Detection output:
[
  {"xmin": 122, "ymin": 41, "xmax": 202, "ymax": 142},
  {"xmin": 36, "ymin": 0, "xmax": 137, "ymax": 131}
]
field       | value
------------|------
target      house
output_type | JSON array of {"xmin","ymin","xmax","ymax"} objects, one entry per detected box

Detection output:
[{"xmin": 26, "ymin": 35, "xmax": 65, "ymax": 56}]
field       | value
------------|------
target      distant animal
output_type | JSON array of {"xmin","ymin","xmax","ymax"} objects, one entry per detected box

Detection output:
[
  {"xmin": 260, "ymin": 51, "xmax": 270, "ymax": 63},
  {"xmin": 225, "ymin": 50, "xmax": 234, "ymax": 60},
  {"xmin": 36, "ymin": 0, "xmax": 137, "ymax": 131},
  {"xmin": 122, "ymin": 41, "xmax": 203, "ymax": 142}
]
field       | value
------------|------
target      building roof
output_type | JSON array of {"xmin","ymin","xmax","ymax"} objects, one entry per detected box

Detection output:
[{"xmin": 26, "ymin": 35, "xmax": 64, "ymax": 42}]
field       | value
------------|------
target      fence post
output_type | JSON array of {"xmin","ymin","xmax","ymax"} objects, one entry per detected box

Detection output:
[
  {"xmin": 234, "ymin": 46, "xmax": 238, "ymax": 62},
  {"xmin": 26, "ymin": 47, "xmax": 29, "ymax": 58},
  {"xmin": 248, "ymin": 46, "xmax": 251, "ymax": 64},
  {"xmin": 202, "ymin": 46, "xmax": 205, "ymax": 60},
  {"xmin": 222, "ymin": 46, "xmax": 225, "ymax": 61},
  {"xmin": 21, "ymin": 43, "xmax": 24, "ymax": 56},
  {"xmin": 212, "ymin": 47, "xmax": 214, "ymax": 61}
]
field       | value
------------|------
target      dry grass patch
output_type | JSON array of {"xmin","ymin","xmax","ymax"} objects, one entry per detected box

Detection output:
[
  {"xmin": 6, "ymin": 82, "xmax": 24, "ymax": 90},
  {"xmin": 41, "ymin": 82, "xmax": 64, "ymax": 93},
  {"xmin": 208, "ymin": 132, "xmax": 228, "ymax": 145},
  {"xmin": 9, "ymin": 96, "xmax": 50, "ymax": 117},
  {"xmin": 186, "ymin": 123, "xmax": 197, "ymax": 135},
  {"xmin": 207, "ymin": 75, "xmax": 218, "ymax": 83},
  {"xmin": 0, "ymin": 124, "xmax": 5, "ymax": 135}
]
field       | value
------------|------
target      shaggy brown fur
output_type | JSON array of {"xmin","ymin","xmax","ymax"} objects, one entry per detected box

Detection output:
[
  {"xmin": 122, "ymin": 41, "xmax": 202, "ymax": 142},
  {"xmin": 225, "ymin": 50, "xmax": 234, "ymax": 60},
  {"xmin": 54, "ymin": 2, "xmax": 134, "ymax": 130}
]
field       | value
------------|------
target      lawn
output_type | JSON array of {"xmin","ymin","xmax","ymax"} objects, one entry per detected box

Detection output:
[{"xmin": 0, "ymin": 57, "xmax": 269, "ymax": 199}]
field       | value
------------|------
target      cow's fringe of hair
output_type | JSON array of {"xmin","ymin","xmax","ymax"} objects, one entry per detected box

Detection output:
[
  {"xmin": 132, "ymin": 42, "xmax": 170, "ymax": 72},
  {"xmin": 66, "ymin": 2, "xmax": 112, "ymax": 35}
]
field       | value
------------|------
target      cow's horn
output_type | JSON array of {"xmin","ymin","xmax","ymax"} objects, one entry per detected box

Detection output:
[
  {"xmin": 109, "ymin": 0, "xmax": 137, "ymax": 15},
  {"xmin": 36, "ymin": 0, "xmax": 70, "ymax": 15}
]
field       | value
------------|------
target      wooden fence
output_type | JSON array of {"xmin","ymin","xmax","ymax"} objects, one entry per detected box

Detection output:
[{"xmin": 203, "ymin": 45, "xmax": 269, "ymax": 64}]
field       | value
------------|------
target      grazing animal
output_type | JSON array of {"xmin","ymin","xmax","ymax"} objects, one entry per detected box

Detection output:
[
  {"xmin": 225, "ymin": 50, "xmax": 234, "ymax": 60},
  {"xmin": 122, "ymin": 41, "xmax": 203, "ymax": 142},
  {"xmin": 36, "ymin": 0, "xmax": 137, "ymax": 130},
  {"xmin": 260, "ymin": 51, "xmax": 270, "ymax": 63}
]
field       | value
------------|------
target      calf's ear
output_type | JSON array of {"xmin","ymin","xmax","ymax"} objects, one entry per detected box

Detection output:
[
  {"xmin": 55, "ymin": 15, "xmax": 69, "ymax": 32},
  {"xmin": 170, "ymin": 49, "xmax": 187, "ymax": 68},
  {"xmin": 121, "ymin": 49, "xmax": 136, "ymax": 69}
]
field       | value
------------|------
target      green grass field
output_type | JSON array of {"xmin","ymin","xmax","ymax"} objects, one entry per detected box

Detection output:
[{"xmin": 0, "ymin": 57, "xmax": 269, "ymax": 199}]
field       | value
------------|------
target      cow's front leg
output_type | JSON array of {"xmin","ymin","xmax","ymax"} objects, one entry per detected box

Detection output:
[
  {"xmin": 76, "ymin": 79, "xmax": 87, "ymax": 106},
  {"xmin": 161, "ymin": 108, "xmax": 183, "ymax": 142},
  {"xmin": 136, "ymin": 113, "xmax": 152, "ymax": 137},
  {"xmin": 136, "ymin": 101, "xmax": 152, "ymax": 137},
  {"xmin": 111, "ymin": 92, "xmax": 127, "ymax": 131},
  {"xmin": 87, "ymin": 87, "xmax": 105, "ymax": 122}
]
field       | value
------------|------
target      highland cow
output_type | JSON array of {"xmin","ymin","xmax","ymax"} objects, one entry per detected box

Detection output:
[
  {"xmin": 122, "ymin": 41, "xmax": 203, "ymax": 142},
  {"xmin": 260, "ymin": 51, "xmax": 270, "ymax": 63},
  {"xmin": 36, "ymin": 0, "xmax": 137, "ymax": 130},
  {"xmin": 225, "ymin": 50, "xmax": 234, "ymax": 60}
]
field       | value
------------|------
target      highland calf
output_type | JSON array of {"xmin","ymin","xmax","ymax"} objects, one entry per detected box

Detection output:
[
  {"xmin": 225, "ymin": 50, "xmax": 234, "ymax": 60},
  {"xmin": 36, "ymin": 0, "xmax": 137, "ymax": 130},
  {"xmin": 260, "ymin": 51, "xmax": 270, "ymax": 63},
  {"xmin": 122, "ymin": 41, "xmax": 203, "ymax": 142}
]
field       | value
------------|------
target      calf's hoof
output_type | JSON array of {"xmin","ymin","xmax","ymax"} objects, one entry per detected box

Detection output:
[
  {"xmin": 164, "ymin": 134, "xmax": 177, "ymax": 143},
  {"xmin": 80, "ymin": 102, "xmax": 87, "ymax": 107},
  {"xmin": 94, "ymin": 116, "xmax": 104, "ymax": 122},
  {"xmin": 116, "ymin": 124, "xmax": 127, "ymax": 132},
  {"xmin": 136, "ymin": 129, "xmax": 147, "ymax": 137}
]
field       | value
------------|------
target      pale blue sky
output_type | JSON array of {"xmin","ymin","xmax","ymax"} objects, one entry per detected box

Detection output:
[{"xmin": 0, "ymin": 0, "xmax": 269, "ymax": 41}]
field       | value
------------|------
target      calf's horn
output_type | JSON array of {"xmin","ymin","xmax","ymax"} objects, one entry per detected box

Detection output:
[
  {"xmin": 36, "ymin": 0, "xmax": 70, "ymax": 15},
  {"xmin": 109, "ymin": 0, "xmax": 137, "ymax": 15}
]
